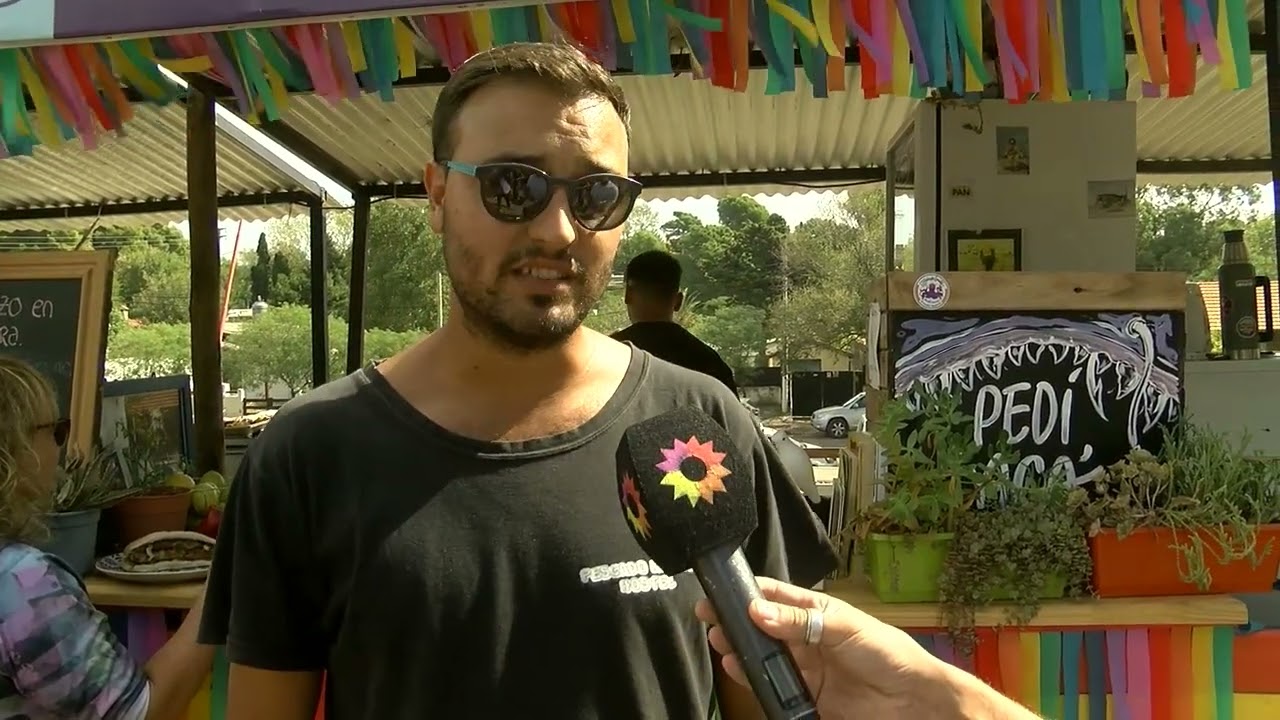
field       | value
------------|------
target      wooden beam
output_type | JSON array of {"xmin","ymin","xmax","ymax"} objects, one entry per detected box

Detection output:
[
  {"xmin": 308, "ymin": 200, "xmax": 329, "ymax": 388},
  {"xmin": 346, "ymin": 192, "xmax": 371, "ymax": 373},
  {"xmin": 186, "ymin": 87, "xmax": 226, "ymax": 475}
]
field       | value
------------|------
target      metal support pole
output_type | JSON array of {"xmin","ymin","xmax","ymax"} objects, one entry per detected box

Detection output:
[
  {"xmin": 1265, "ymin": 0, "xmax": 1280, "ymax": 269},
  {"xmin": 308, "ymin": 199, "xmax": 330, "ymax": 388},
  {"xmin": 346, "ymin": 192, "xmax": 371, "ymax": 372}
]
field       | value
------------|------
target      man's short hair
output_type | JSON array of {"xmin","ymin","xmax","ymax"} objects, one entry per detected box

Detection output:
[
  {"xmin": 430, "ymin": 42, "xmax": 631, "ymax": 162},
  {"xmin": 625, "ymin": 250, "xmax": 682, "ymax": 297}
]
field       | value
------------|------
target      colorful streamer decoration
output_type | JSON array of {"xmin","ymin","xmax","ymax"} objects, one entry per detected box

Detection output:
[{"xmin": 0, "ymin": 0, "xmax": 1257, "ymax": 159}]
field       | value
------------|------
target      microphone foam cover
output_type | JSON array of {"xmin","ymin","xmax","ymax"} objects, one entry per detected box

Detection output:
[{"xmin": 616, "ymin": 407, "xmax": 758, "ymax": 574}]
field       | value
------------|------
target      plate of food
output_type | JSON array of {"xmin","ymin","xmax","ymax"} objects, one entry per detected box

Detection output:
[{"xmin": 94, "ymin": 531, "xmax": 215, "ymax": 584}]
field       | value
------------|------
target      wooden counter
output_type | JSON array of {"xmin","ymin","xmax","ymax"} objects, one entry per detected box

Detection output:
[
  {"xmin": 86, "ymin": 577, "xmax": 203, "ymax": 609},
  {"xmin": 84, "ymin": 575, "xmax": 1250, "ymax": 627}
]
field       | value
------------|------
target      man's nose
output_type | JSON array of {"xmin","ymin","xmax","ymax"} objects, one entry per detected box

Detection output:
[{"xmin": 527, "ymin": 190, "xmax": 578, "ymax": 250}]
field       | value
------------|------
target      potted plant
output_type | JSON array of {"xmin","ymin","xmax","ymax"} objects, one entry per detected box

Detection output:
[
  {"xmin": 1070, "ymin": 423, "xmax": 1280, "ymax": 597},
  {"xmin": 939, "ymin": 477, "xmax": 1093, "ymax": 651},
  {"xmin": 854, "ymin": 386, "xmax": 1014, "ymax": 602},
  {"xmin": 38, "ymin": 448, "xmax": 140, "ymax": 576},
  {"xmin": 105, "ymin": 413, "xmax": 195, "ymax": 546}
]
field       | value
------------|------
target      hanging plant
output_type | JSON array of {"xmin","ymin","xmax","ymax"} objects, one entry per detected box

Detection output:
[{"xmin": 939, "ymin": 479, "xmax": 1092, "ymax": 653}]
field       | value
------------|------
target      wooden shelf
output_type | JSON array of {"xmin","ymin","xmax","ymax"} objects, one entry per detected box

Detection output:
[
  {"xmin": 822, "ymin": 576, "xmax": 1250, "ymax": 628},
  {"xmin": 86, "ymin": 577, "xmax": 203, "ymax": 609},
  {"xmin": 85, "ymin": 574, "xmax": 1251, "ymax": 629}
]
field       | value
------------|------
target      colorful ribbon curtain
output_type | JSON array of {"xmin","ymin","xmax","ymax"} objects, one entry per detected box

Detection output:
[{"xmin": 0, "ymin": 0, "xmax": 1256, "ymax": 159}]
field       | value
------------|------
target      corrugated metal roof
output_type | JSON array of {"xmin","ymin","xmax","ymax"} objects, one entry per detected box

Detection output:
[
  {"xmin": 1195, "ymin": 280, "xmax": 1280, "ymax": 339},
  {"xmin": 281, "ymin": 66, "xmax": 914, "ymax": 202},
  {"xmin": 0, "ymin": 101, "xmax": 314, "ymax": 232},
  {"xmin": 279, "ymin": 56, "xmax": 1271, "ymax": 201}
]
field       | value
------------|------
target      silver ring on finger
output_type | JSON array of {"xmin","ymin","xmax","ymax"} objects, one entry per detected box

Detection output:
[{"xmin": 803, "ymin": 608, "xmax": 824, "ymax": 645}]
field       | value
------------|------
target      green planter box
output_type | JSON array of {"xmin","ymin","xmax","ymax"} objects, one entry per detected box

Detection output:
[{"xmin": 863, "ymin": 532, "xmax": 953, "ymax": 603}]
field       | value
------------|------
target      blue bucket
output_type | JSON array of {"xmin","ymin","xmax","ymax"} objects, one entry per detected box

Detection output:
[{"xmin": 37, "ymin": 509, "xmax": 102, "ymax": 577}]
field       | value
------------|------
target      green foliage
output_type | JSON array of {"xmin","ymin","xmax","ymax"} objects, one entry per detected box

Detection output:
[
  {"xmin": 857, "ymin": 387, "xmax": 1014, "ymax": 537},
  {"xmin": 223, "ymin": 305, "xmax": 348, "ymax": 395},
  {"xmin": 54, "ymin": 447, "xmax": 139, "ymax": 512},
  {"xmin": 939, "ymin": 481, "xmax": 1092, "ymax": 652},
  {"xmin": 106, "ymin": 322, "xmax": 192, "ymax": 378},
  {"xmin": 361, "ymin": 202, "xmax": 446, "ymax": 332},
  {"xmin": 687, "ymin": 299, "xmax": 767, "ymax": 373},
  {"xmin": 1134, "ymin": 185, "xmax": 1267, "ymax": 280},
  {"xmin": 1067, "ymin": 423, "xmax": 1280, "ymax": 590}
]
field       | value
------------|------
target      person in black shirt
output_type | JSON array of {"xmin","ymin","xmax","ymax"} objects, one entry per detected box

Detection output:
[{"xmin": 612, "ymin": 250, "xmax": 739, "ymax": 394}]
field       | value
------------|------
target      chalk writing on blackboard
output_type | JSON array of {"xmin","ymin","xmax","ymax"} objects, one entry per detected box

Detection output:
[
  {"xmin": 0, "ymin": 278, "xmax": 83, "ymax": 418},
  {"xmin": 891, "ymin": 312, "xmax": 1183, "ymax": 485}
]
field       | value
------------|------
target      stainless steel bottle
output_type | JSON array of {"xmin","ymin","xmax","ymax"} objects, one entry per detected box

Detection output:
[{"xmin": 1218, "ymin": 229, "xmax": 1261, "ymax": 360}]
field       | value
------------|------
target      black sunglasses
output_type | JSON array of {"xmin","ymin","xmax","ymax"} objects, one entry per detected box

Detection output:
[
  {"xmin": 35, "ymin": 418, "xmax": 71, "ymax": 447},
  {"xmin": 445, "ymin": 161, "xmax": 643, "ymax": 232}
]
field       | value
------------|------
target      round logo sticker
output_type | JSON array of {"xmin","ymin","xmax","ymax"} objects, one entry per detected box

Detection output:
[
  {"xmin": 1237, "ymin": 316, "xmax": 1258, "ymax": 338},
  {"xmin": 913, "ymin": 273, "xmax": 950, "ymax": 311}
]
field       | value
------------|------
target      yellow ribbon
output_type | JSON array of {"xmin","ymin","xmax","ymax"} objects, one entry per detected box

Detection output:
[
  {"xmin": 765, "ymin": 0, "xmax": 820, "ymax": 47},
  {"xmin": 535, "ymin": 6, "xmax": 555, "ymax": 41},
  {"xmin": 1122, "ymin": 0, "xmax": 1149, "ymax": 83},
  {"xmin": 1215, "ymin": 0, "xmax": 1237, "ymax": 89},
  {"xmin": 1190, "ymin": 627, "xmax": 1215, "ymax": 720},
  {"xmin": 469, "ymin": 11, "xmax": 496, "ymax": 51},
  {"xmin": 263, "ymin": 65, "xmax": 290, "ymax": 115},
  {"xmin": 340, "ymin": 22, "xmax": 368, "ymax": 73},
  {"xmin": 811, "ymin": 0, "xmax": 842, "ymax": 57},
  {"xmin": 103, "ymin": 42, "xmax": 164, "ymax": 99},
  {"xmin": 159, "ymin": 57, "xmax": 214, "ymax": 73},
  {"xmin": 889, "ymin": 0, "xmax": 909, "ymax": 95},
  {"xmin": 393, "ymin": 20, "xmax": 417, "ymax": 78},
  {"xmin": 611, "ymin": 0, "xmax": 637, "ymax": 43},
  {"xmin": 963, "ymin": 0, "xmax": 983, "ymax": 91},
  {"xmin": 1050, "ymin": 0, "xmax": 1069, "ymax": 101},
  {"xmin": 16, "ymin": 52, "xmax": 61, "ymax": 147}
]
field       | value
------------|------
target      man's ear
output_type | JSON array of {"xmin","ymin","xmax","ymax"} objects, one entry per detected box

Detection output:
[
  {"xmin": 425, "ymin": 162, "xmax": 446, "ymax": 234},
  {"xmin": 674, "ymin": 291, "xmax": 684, "ymax": 313}
]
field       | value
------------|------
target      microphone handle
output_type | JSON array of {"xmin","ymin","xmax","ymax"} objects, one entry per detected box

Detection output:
[{"xmin": 692, "ymin": 545, "xmax": 820, "ymax": 720}]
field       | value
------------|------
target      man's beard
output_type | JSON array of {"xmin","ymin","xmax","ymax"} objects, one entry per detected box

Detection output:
[{"xmin": 442, "ymin": 225, "xmax": 611, "ymax": 352}]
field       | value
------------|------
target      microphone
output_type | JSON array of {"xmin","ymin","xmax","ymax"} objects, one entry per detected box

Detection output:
[{"xmin": 616, "ymin": 407, "xmax": 820, "ymax": 720}]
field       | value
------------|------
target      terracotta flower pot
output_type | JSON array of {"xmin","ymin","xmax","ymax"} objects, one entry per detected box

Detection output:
[
  {"xmin": 1089, "ymin": 524, "xmax": 1280, "ymax": 597},
  {"xmin": 107, "ymin": 488, "xmax": 193, "ymax": 547}
]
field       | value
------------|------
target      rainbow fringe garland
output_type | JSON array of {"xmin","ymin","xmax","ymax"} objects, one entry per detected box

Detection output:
[
  {"xmin": 0, "ymin": 0, "xmax": 1256, "ymax": 159},
  {"xmin": 912, "ymin": 626, "xmax": 1238, "ymax": 720},
  {"xmin": 112, "ymin": 607, "xmax": 1276, "ymax": 720}
]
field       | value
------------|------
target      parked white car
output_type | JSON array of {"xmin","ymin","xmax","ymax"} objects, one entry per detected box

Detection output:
[{"xmin": 810, "ymin": 393, "xmax": 867, "ymax": 438}]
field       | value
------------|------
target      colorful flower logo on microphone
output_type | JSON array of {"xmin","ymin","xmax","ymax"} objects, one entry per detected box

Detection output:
[
  {"xmin": 657, "ymin": 436, "xmax": 731, "ymax": 507},
  {"xmin": 620, "ymin": 472, "xmax": 652, "ymax": 538}
]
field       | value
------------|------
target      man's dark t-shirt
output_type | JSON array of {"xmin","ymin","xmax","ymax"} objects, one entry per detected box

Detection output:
[
  {"xmin": 612, "ymin": 321, "xmax": 738, "ymax": 395},
  {"xmin": 198, "ymin": 348, "xmax": 836, "ymax": 720}
]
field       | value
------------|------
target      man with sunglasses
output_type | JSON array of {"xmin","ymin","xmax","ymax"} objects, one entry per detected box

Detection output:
[{"xmin": 200, "ymin": 41, "xmax": 835, "ymax": 720}]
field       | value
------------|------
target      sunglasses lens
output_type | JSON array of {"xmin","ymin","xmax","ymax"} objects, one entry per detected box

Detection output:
[
  {"xmin": 477, "ymin": 165, "xmax": 551, "ymax": 223},
  {"xmin": 53, "ymin": 419, "xmax": 70, "ymax": 447},
  {"xmin": 570, "ymin": 177, "xmax": 638, "ymax": 231}
]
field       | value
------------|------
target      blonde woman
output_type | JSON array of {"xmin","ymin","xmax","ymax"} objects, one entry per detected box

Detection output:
[{"xmin": 0, "ymin": 356, "xmax": 214, "ymax": 719}]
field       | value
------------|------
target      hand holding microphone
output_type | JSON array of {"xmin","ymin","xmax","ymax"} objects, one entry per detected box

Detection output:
[
  {"xmin": 616, "ymin": 407, "xmax": 819, "ymax": 720},
  {"xmin": 698, "ymin": 578, "xmax": 1045, "ymax": 720}
]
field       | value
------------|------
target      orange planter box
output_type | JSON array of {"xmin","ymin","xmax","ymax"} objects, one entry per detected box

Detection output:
[{"xmin": 1090, "ymin": 524, "xmax": 1280, "ymax": 597}]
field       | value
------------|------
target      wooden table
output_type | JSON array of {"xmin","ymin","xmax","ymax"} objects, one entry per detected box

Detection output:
[{"xmin": 85, "ymin": 576, "xmax": 1276, "ymax": 719}]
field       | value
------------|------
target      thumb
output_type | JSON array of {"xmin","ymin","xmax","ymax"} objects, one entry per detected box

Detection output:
[{"xmin": 747, "ymin": 599, "xmax": 812, "ymax": 644}]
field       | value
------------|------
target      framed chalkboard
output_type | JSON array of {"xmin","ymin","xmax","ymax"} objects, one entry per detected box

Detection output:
[
  {"xmin": 889, "ymin": 310, "xmax": 1184, "ymax": 484},
  {"xmin": 0, "ymin": 250, "xmax": 114, "ymax": 453}
]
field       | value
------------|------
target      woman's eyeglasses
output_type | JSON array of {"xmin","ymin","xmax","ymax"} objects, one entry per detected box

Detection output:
[
  {"xmin": 444, "ymin": 161, "xmax": 643, "ymax": 232},
  {"xmin": 34, "ymin": 418, "xmax": 71, "ymax": 447}
]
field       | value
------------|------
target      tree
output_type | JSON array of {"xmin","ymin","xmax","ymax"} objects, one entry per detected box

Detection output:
[
  {"xmin": 668, "ymin": 197, "xmax": 787, "ymax": 309},
  {"xmin": 1134, "ymin": 185, "xmax": 1260, "ymax": 280},
  {"xmin": 363, "ymin": 327, "xmax": 422, "ymax": 363},
  {"xmin": 112, "ymin": 243, "xmax": 191, "ymax": 324},
  {"xmin": 769, "ymin": 190, "xmax": 887, "ymax": 361},
  {"xmin": 106, "ymin": 322, "xmax": 192, "ymax": 378},
  {"xmin": 222, "ymin": 305, "xmax": 347, "ymax": 396},
  {"xmin": 1243, "ymin": 215, "xmax": 1277, "ymax": 278},
  {"xmin": 361, "ymin": 202, "xmax": 447, "ymax": 332},
  {"xmin": 583, "ymin": 287, "xmax": 629, "ymax": 335},
  {"xmin": 250, "ymin": 233, "xmax": 272, "ymax": 301},
  {"xmin": 687, "ymin": 299, "xmax": 767, "ymax": 373}
]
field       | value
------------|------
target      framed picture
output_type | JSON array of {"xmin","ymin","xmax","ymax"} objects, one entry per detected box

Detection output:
[{"xmin": 947, "ymin": 229, "xmax": 1023, "ymax": 272}]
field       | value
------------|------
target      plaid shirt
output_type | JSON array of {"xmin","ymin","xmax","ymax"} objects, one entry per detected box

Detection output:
[{"xmin": 0, "ymin": 543, "xmax": 149, "ymax": 720}]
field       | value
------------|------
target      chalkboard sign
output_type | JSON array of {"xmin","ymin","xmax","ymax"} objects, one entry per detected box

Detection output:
[
  {"xmin": 0, "ymin": 278, "xmax": 83, "ymax": 417},
  {"xmin": 0, "ymin": 251, "xmax": 114, "ymax": 452},
  {"xmin": 889, "ymin": 311, "xmax": 1185, "ymax": 484}
]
